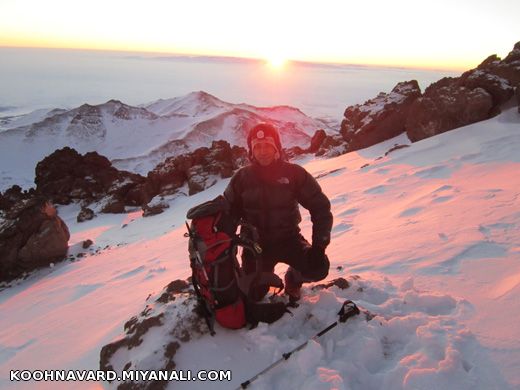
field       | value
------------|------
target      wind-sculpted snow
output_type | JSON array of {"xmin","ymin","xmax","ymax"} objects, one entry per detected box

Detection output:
[{"xmin": 99, "ymin": 276, "xmax": 503, "ymax": 390}]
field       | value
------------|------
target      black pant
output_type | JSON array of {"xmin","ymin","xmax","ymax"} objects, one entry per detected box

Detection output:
[{"xmin": 242, "ymin": 234, "xmax": 329, "ymax": 284}]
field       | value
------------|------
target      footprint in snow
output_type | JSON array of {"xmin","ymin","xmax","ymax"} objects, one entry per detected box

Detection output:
[
  {"xmin": 431, "ymin": 195, "xmax": 453, "ymax": 204},
  {"xmin": 330, "ymin": 195, "xmax": 348, "ymax": 205},
  {"xmin": 143, "ymin": 267, "xmax": 167, "ymax": 280},
  {"xmin": 112, "ymin": 265, "xmax": 146, "ymax": 281},
  {"xmin": 364, "ymin": 185, "xmax": 388, "ymax": 195},
  {"xmin": 70, "ymin": 283, "xmax": 104, "ymax": 301},
  {"xmin": 331, "ymin": 222, "xmax": 353, "ymax": 238},
  {"xmin": 398, "ymin": 207, "xmax": 424, "ymax": 217},
  {"xmin": 430, "ymin": 184, "xmax": 457, "ymax": 204},
  {"xmin": 337, "ymin": 208, "xmax": 359, "ymax": 218},
  {"xmin": 438, "ymin": 233, "xmax": 449, "ymax": 241},
  {"xmin": 483, "ymin": 188, "xmax": 504, "ymax": 199},
  {"xmin": 413, "ymin": 165, "xmax": 453, "ymax": 179},
  {"xmin": 433, "ymin": 185, "xmax": 454, "ymax": 193}
]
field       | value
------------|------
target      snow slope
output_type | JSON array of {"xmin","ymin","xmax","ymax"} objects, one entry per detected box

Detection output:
[{"xmin": 0, "ymin": 107, "xmax": 519, "ymax": 390}]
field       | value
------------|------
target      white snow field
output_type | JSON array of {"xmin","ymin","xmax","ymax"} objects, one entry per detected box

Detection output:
[{"xmin": 0, "ymin": 106, "xmax": 519, "ymax": 390}]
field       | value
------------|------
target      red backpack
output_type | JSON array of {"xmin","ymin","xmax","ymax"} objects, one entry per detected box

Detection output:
[
  {"xmin": 186, "ymin": 196, "xmax": 287, "ymax": 334},
  {"xmin": 186, "ymin": 196, "xmax": 249, "ymax": 333}
]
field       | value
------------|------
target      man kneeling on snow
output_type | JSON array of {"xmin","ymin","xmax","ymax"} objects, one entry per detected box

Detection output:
[{"xmin": 224, "ymin": 123, "xmax": 333, "ymax": 303}]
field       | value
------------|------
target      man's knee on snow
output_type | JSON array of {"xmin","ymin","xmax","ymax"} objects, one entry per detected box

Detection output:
[
  {"xmin": 305, "ymin": 264, "xmax": 329, "ymax": 281},
  {"xmin": 302, "ymin": 254, "xmax": 330, "ymax": 281}
]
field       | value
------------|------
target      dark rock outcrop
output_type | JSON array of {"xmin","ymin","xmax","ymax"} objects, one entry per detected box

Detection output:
[
  {"xmin": 404, "ymin": 42, "xmax": 519, "ymax": 142},
  {"xmin": 0, "ymin": 198, "xmax": 70, "ymax": 282},
  {"xmin": 314, "ymin": 277, "xmax": 350, "ymax": 290},
  {"xmin": 307, "ymin": 129, "xmax": 327, "ymax": 153},
  {"xmin": 0, "ymin": 185, "xmax": 35, "ymax": 211},
  {"xmin": 156, "ymin": 279, "xmax": 190, "ymax": 303},
  {"xmin": 316, "ymin": 134, "xmax": 348, "ymax": 157},
  {"xmin": 100, "ymin": 313, "xmax": 166, "ymax": 371},
  {"xmin": 35, "ymin": 147, "xmax": 152, "ymax": 208},
  {"xmin": 340, "ymin": 80, "xmax": 422, "ymax": 151},
  {"xmin": 31, "ymin": 142, "xmax": 248, "ymax": 213},
  {"xmin": 459, "ymin": 70, "xmax": 514, "ymax": 108},
  {"xmin": 266, "ymin": 129, "xmax": 345, "ymax": 159},
  {"xmin": 148, "ymin": 141, "xmax": 248, "ymax": 196},
  {"xmin": 142, "ymin": 201, "xmax": 169, "ymax": 217},
  {"xmin": 477, "ymin": 41, "xmax": 520, "ymax": 86},
  {"xmin": 285, "ymin": 146, "xmax": 306, "ymax": 159},
  {"xmin": 405, "ymin": 84, "xmax": 493, "ymax": 142},
  {"xmin": 283, "ymin": 129, "xmax": 347, "ymax": 158},
  {"xmin": 77, "ymin": 207, "xmax": 95, "ymax": 222},
  {"xmin": 100, "ymin": 197, "xmax": 126, "ymax": 214}
]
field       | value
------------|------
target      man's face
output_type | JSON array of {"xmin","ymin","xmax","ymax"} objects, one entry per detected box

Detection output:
[{"xmin": 253, "ymin": 142, "xmax": 277, "ymax": 166}]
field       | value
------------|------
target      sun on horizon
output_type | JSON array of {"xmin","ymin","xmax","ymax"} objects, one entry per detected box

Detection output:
[{"xmin": 266, "ymin": 56, "xmax": 288, "ymax": 70}]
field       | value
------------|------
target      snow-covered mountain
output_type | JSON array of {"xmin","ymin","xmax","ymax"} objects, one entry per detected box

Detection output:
[
  {"xmin": 0, "ymin": 91, "xmax": 333, "ymax": 190},
  {"xmin": 1, "ymin": 106, "xmax": 519, "ymax": 389},
  {"xmin": 143, "ymin": 91, "xmax": 232, "ymax": 117},
  {"xmin": 0, "ymin": 108, "xmax": 68, "ymax": 131}
]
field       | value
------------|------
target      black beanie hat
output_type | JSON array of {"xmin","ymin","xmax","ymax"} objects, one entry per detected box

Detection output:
[{"xmin": 247, "ymin": 123, "xmax": 283, "ymax": 156}]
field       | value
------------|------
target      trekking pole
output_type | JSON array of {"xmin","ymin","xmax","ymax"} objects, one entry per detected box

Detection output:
[{"xmin": 237, "ymin": 300, "xmax": 360, "ymax": 389}]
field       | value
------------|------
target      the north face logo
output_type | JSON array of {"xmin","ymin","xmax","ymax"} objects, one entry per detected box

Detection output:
[{"xmin": 277, "ymin": 177, "xmax": 290, "ymax": 184}]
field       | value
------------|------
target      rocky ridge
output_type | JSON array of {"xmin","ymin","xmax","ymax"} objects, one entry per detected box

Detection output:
[{"xmin": 339, "ymin": 41, "xmax": 520, "ymax": 147}]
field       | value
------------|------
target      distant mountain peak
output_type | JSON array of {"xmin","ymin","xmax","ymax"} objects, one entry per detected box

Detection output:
[
  {"xmin": 78, "ymin": 103, "xmax": 97, "ymax": 110},
  {"xmin": 144, "ymin": 90, "xmax": 231, "ymax": 117},
  {"xmin": 189, "ymin": 90, "xmax": 220, "ymax": 100},
  {"xmin": 105, "ymin": 99, "xmax": 124, "ymax": 105}
]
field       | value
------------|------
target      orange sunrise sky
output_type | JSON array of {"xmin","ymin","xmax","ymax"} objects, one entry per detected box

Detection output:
[{"xmin": 0, "ymin": 0, "xmax": 519, "ymax": 71}]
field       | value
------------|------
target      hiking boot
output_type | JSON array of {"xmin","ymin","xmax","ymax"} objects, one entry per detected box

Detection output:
[{"xmin": 284, "ymin": 267, "xmax": 303, "ymax": 304}]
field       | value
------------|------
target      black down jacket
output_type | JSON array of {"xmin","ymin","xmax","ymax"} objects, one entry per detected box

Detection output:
[{"xmin": 223, "ymin": 160, "xmax": 333, "ymax": 247}]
